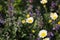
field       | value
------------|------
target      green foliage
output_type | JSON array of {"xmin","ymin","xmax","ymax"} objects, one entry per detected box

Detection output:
[{"xmin": 0, "ymin": 0, "xmax": 60, "ymax": 40}]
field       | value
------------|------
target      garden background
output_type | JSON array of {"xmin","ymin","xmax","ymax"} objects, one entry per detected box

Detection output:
[{"xmin": 0, "ymin": 0, "xmax": 60, "ymax": 40}]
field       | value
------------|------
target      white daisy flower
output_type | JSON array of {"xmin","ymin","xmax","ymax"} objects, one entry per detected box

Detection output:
[
  {"xmin": 26, "ymin": 17, "xmax": 34, "ymax": 23},
  {"xmin": 38, "ymin": 30, "xmax": 47, "ymax": 38},
  {"xmin": 50, "ymin": 12, "xmax": 58, "ymax": 20},
  {"xmin": 43, "ymin": 38, "xmax": 50, "ymax": 40},
  {"xmin": 40, "ymin": 0, "xmax": 47, "ymax": 4}
]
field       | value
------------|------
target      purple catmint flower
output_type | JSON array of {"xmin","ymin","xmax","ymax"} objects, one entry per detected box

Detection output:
[
  {"xmin": 10, "ymin": 0, "xmax": 14, "ymax": 3},
  {"xmin": 29, "ymin": 0, "xmax": 33, "ymax": 3},
  {"xmin": 0, "ymin": 19, "xmax": 5, "ymax": 24},
  {"xmin": 29, "ymin": 5, "xmax": 33, "ymax": 9},
  {"xmin": 29, "ymin": 11, "xmax": 33, "ymax": 17},
  {"xmin": 51, "ymin": 1, "xmax": 56, "ymax": 8},
  {"xmin": 36, "ymin": 38, "xmax": 40, "ymax": 40},
  {"xmin": 52, "ymin": 27, "xmax": 56, "ymax": 30},
  {"xmin": 17, "ymin": 20, "xmax": 21, "ymax": 26},
  {"xmin": 53, "ymin": 24, "xmax": 60, "ymax": 30},
  {"xmin": 29, "ymin": 34, "xmax": 33, "ymax": 39},
  {"xmin": 58, "ymin": 0, "xmax": 60, "ymax": 2},
  {"xmin": 8, "ymin": 4, "xmax": 14, "ymax": 17},
  {"xmin": 27, "ymin": 5, "xmax": 33, "ymax": 11},
  {"xmin": 0, "ymin": 18, "xmax": 5, "ymax": 27},
  {"xmin": 35, "ymin": 9, "xmax": 40, "ymax": 16},
  {"xmin": 47, "ymin": 32, "xmax": 54, "ymax": 38},
  {"xmin": 52, "ymin": 20, "xmax": 55, "ymax": 24},
  {"xmin": 9, "ymin": 5, "xmax": 14, "ymax": 11}
]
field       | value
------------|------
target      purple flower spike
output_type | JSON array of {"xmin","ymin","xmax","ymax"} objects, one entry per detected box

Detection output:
[
  {"xmin": 35, "ymin": 9, "xmax": 40, "ymax": 16},
  {"xmin": 0, "ymin": 18, "xmax": 5, "ymax": 24},
  {"xmin": 29, "ymin": 5, "xmax": 33, "ymax": 9},
  {"xmin": 10, "ymin": 0, "xmax": 14, "ymax": 3},
  {"xmin": 53, "ymin": 24, "xmax": 60, "ymax": 30},
  {"xmin": 56, "ymin": 25, "xmax": 60, "ymax": 29},
  {"xmin": 58, "ymin": 0, "xmax": 60, "ymax": 2},
  {"xmin": 52, "ymin": 21, "xmax": 55, "ymax": 24},
  {"xmin": 52, "ymin": 27, "xmax": 56, "ymax": 30},
  {"xmin": 17, "ymin": 20, "xmax": 21, "ymax": 26},
  {"xmin": 29, "ymin": 0, "xmax": 33, "ymax": 3},
  {"xmin": 9, "ymin": 5, "xmax": 14, "ymax": 11},
  {"xmin": 47, "ymin": 32, "xmax": 54, "ymax": 38},
  {"xmin": 51, "ymin": 1, "xmax": 56, "ymax": 8},
  {"xmin": 36, "ymin": 38, "xmax": 40, "ymax": 40},
  {"xmin": 29, "ymin": 11, "xmax": 33, "ymax": 17},
  {"xmin": 29, "ymin": 34, "xmax": 33, "ymax": 38},
  {"xmin": 27, "ymin": 5, "xmax": 33, "ymax": 11}
]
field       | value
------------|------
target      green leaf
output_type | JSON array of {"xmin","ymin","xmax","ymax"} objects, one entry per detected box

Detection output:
[
  {"xmin": 0, "ymin": 5, "xmax": 2, "ymax": 11},
  {"xmin": 15, "ymin": 0, "xmax": 21, "ymax": 3},
  {"xmin": 33, "ymin": 20, "xmax": 37, "ymax": 29}
]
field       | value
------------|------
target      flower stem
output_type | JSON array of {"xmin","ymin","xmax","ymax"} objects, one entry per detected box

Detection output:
[{"xmin": 43, "ymin": 5, "xmax": 47, "ymax": 13}]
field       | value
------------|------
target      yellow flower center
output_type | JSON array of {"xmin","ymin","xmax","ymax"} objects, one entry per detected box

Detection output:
[
  {"xmin": 32, "ymin": 30, "xmax": 35, "ymax": 33},
  {"xmin": 49, "ymin": 20, "xmax": 52, "ymax": 23},
  {"xmin": 41, "ymin": 32, "xmax": 46, "ymax": 36},
  {"xmin": 53, "ymin": 15, "xmax": 57, "ymax": 20},
  {"xmin": 28, "ymin": 19, "xmax": 32, "ymax": 23},
  {"xmin": 58, "ymin": 21, "xmax": 60, "ymax": 24},
  {"xmin": 26, "ymin": 14, "xmax": 30, "ymax": 18},
  {"xmin": 22, "ymin": 20, "xmax": 26, "ymax": 24}
]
